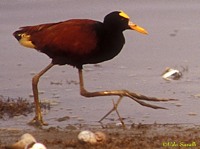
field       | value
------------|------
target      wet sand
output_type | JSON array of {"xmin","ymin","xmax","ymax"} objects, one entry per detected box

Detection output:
[
  {"xmin": 1, "ymin": 0, "xmax": 200, "ymax": 148},
  {"xmin": 1, "ymin": 124, "xmax": 200, "ymax": 149}
]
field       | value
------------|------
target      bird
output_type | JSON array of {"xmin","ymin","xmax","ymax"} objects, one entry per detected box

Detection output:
[{"xmin": 13, "ymin": 10, "xmax": 174, "ymax": 126}]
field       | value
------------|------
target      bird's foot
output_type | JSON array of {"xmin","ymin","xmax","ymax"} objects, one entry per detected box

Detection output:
[{"xmin": 28, "ymin": 116, "xmax": 48, "ymax": 127}]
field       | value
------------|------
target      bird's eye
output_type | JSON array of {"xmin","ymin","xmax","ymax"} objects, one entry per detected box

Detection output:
[
  {"xmin": 121, "ymin": 18, "xmax": 129, "ymax": 24},
  {"xmin": 21, "ymin": 33, "xmax": 30, "ymax": 38},
  {"xmin": 21, "ymin": 34, "xmax": 25, "ymax": 37},
  {"xmin": 121, "ymin": 18, "xmax": 126, "ymax": 21}
]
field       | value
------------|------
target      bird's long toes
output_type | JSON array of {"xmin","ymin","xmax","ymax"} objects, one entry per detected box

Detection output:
[{"xmin": 28, "ymin": 117, "xmax": 48, "ymax": 127}]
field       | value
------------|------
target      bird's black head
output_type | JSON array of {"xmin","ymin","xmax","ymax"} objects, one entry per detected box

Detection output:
[{"xmin": 103, "ymin": 10, "xmax": 148, "ymax": 34}]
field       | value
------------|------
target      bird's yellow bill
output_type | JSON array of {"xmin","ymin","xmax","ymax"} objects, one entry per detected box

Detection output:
[{"xmin": 128, "ymin": 21, "xmax": 148, "ymax": 35}]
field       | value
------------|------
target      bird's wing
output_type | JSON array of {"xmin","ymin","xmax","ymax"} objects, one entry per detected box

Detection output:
[{"xmin": 27, "ymin": 19, "xmax": 100, "ymax": 56}]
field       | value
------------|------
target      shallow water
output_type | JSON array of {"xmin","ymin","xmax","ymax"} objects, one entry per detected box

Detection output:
[{"xmin": 1, "ymin": 0, "xmax": 200, "ymax": 128}]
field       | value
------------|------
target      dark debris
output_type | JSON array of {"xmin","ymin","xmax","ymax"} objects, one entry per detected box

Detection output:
[{"xmin": 0, "ymin": 95, "xmax": 50, "ymax": 119}]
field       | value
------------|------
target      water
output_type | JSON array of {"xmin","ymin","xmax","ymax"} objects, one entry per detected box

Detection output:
[{"xmin": 1, "ymin": 0, "xmax": 200, "ymax": 128}]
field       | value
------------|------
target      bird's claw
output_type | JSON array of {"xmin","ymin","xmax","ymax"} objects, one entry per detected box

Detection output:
[{"xmin": 28, "ymin": 116, "xmax": 48, "ymax": 127}]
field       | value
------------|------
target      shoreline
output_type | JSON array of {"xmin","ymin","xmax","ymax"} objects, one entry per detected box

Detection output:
[{"xmin": 1, "ymin": 123, "xmax": 200, "ymax": 149}]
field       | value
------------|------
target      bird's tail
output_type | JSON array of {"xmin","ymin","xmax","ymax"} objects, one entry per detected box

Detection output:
[
  {"xmin": 13, "ymin": 29, "xmax": 25, "ymax": 41},
  {"xmin": 13, "ymin": 28, "xmax": 35, "ymax": 48}
]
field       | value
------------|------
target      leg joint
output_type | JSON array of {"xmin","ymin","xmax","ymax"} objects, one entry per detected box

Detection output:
[
  {"xmin": 80, "ymin": 88, "xmax": 91, "ymax": 97},
  {"xmin": 32, "ymin": 75, "xmax": 40, "ymax": 86}
]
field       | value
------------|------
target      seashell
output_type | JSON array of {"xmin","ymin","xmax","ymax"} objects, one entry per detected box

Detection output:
[
  {"xmin": 162, "ymin": 67, "xmax": 182, "ymax": 81},
  {"xmin": 26, "ymin": 142, "xmax": 47, "ymax": 149},
  {"xmin": 78, "ymin": 130, "xmax": 97, "ymax": 144},
  {"xmin": 5, "ymin": 133, "xmax": 36, "ymax": 149},
  {"xmin": 94, "ymin": 131, "xmax": 106, "ymax": 142},
  {"xmin": 5, "ymin": 133, "xmax": 47, "ymax": 149}
]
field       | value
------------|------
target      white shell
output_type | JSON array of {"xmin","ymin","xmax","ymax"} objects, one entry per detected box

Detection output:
[
  {"xmin": 78, "ymin": 130, "xmax": 97, "ymax": 144},
  {"xmin": 162, "ymin": 67, "xmax": 182, "ymax": 80},
  {"xmin": 27, "ymin": 143, "xmax": 47, "ymax": 149}
]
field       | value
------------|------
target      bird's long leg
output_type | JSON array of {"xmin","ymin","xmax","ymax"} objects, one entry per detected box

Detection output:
[
  {"xmin": 78, "ymin": 69, "xmax": 177, "ymax": 123},
  {"xmin": 29, "ymin": 62, "xmax": 54, "ymax": 126},
  {"xmin": 112, "ymin": 99, "xmax": 126, "ymax": 128},
  {"xmin": 99, "ymin": 96, "xmax": 123, "ymax": 122}
]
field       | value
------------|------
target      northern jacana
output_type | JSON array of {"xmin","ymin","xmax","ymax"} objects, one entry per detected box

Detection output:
[{"xmin": 13, "ymin": 11, "xmax": 174, "ymax": 126}]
